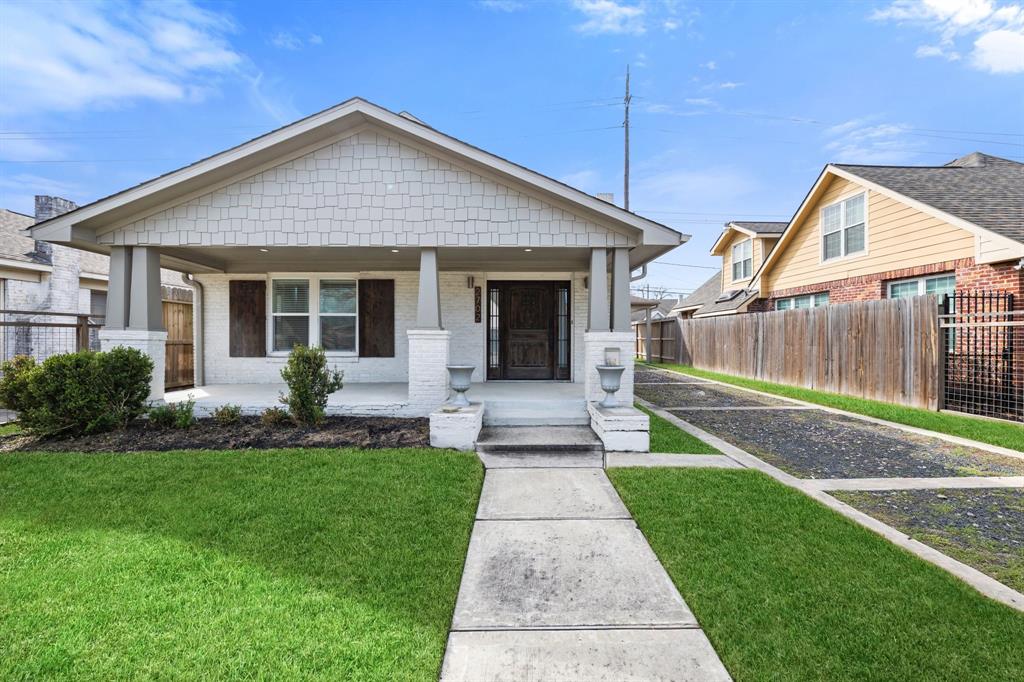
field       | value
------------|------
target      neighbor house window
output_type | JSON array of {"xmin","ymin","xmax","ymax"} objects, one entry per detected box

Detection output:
[
  {"xmin": 776, "ymin": 292, "xmax": 830, "ymax": 310},
  {"xmin": 887, "ymin": 274, "xmax": 955, "ymax": 301},
  {"xmin": 731, "ymin": 239, "xmax": 752, "ymax": 281},
  {"xmin": 821, "ymin": 193, "xmax": 866, "ymax": 261},
  {"xmin": 272, "ymin": 278, "xmax": 358, "ymax": 352}
]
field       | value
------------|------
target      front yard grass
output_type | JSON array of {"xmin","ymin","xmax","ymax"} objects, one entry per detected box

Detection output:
[
  {"xmin": 610, "ymin": 467, "xmax": 1024, "ymax": 682},
  {"xmin": 636, "ymin": 403, "xmax": 720, "ymax": 454},
  {"xmin": 643, "ymin": 361, "xmax": 1024, "ymax": 452},
  {"xmin": 0, "ymin": 448, "xmax": 482, "ymax": 680}
]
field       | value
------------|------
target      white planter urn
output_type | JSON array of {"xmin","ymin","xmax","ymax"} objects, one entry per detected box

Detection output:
[
  {"xmin": 595, "ymin": 365, "xmax": 626, "ymax": 408},
  {"xmin": 446, "ymin": 365, "xmax": 475, "ymax": 408}
]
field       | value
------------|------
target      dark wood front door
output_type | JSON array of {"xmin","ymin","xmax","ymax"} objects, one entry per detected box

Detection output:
[{"xmin": 487, "ymin": 281, "xmax": 571, "ymax": 380}]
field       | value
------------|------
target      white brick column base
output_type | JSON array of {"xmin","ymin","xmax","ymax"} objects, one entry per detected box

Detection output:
[
  {"xmin": 430, "ymin": 402, "xmax": 484, "ymax": 451},
  {"xmin": 588, "ymin": 403, "xmax": 649, "ymax": 452},
  {"xmin": 407, "ymin": 329, "xmax": 450, "ymax": 413},
  {"xmin": 583, "ymin": 331, "xmax": 635, "ymax": 405},
  {"xmin": 99, "ymin": 329, "xmax": 168, "ymax": 403}
]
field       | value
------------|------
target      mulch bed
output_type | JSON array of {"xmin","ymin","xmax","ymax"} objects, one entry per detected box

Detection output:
[
  {"xmin": 673, "ymin": 408, "xmax": 1024, "ymax": 479},
  {"xmin": 0, "ymin": 416, "xmax": 430, "ymax": 453}
]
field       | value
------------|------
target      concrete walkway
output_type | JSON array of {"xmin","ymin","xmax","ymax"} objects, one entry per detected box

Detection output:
[{"xmin": 441, "ymin": 454, "xmax": 731, "ymax": 681}]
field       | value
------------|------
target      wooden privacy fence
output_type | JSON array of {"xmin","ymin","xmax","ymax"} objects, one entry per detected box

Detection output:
[
  {"xmin": 637, "ymin": 296, "xmax": 943, "ymax": 410},
  {"xmin": 635, "ymin": 318, "xmax": 681, "ymax": 363}
]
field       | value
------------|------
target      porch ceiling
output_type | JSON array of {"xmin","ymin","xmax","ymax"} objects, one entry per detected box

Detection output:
[{"xmin": 161, "ymin": 245, "xmax": 616, "ymax": 272}]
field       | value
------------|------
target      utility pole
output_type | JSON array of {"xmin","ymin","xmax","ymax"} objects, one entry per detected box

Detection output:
[{"xmin": 623, "ymin": 64, "xmax": 631, "ymax": 211}]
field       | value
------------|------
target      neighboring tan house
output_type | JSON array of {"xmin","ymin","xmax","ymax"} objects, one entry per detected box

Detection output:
[
  {"xmin": 29, "ymin": 98, "xmax": 686, "ymax": 450},
  {"xmin": 690, "ymin": 153, "xmax": 1024, "ymax": 315}
]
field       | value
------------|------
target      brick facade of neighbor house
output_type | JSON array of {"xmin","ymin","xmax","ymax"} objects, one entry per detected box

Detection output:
[{"xmin": 765, "ymin": 257, "xmax": 1024, "ymax": 311}]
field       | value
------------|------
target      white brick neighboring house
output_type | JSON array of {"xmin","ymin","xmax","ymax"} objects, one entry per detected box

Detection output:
[
  {"xmin": 30, "ymin": 98, "xmax": 688, "ymax": 450},
  {"xmin": 1, "ymin": 197, "xmax": 189, "ymax": 362}
]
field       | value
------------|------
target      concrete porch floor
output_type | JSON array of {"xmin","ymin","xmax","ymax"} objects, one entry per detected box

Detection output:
[{"xmin": 166, "ymin": 381, "xmax": 587, "ymax": 420}]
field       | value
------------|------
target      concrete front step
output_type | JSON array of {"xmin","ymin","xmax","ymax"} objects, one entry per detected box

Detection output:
[
  {"xmin": 476, "ymin": 426, "xmax": 603, "ymax": 454},
  {"xmin": 482, "ymin": 399, "xmax": 590, "ymax": 427}
]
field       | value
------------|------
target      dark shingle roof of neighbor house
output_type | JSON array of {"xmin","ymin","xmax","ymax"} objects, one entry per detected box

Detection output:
[
  {"xmin": 672, "ymin": 270, "xmax": 722, "ymax": 313},
  {"xmin": 0, "ymin": 209, "xmax": 44, "ymax": 264},
  {"xmin": 692, "ymin": 288, "xmax": 759, "ymax": 317},
  {"xmin": 834, "ymin": 152, "xmax": 1024, "ymax": 244},
  {"xmin": 729, "ymin": 221, "xmax": 787, "ymax": 234}
]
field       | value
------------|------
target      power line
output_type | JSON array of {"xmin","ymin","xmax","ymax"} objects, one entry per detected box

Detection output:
[{"xmin": 650, "ymin": 261, "xmax": 720, "ymax": 270}]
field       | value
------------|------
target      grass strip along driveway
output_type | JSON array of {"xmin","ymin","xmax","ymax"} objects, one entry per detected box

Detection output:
[
  {"xmin": 637, "ymin": 403, "xmax": 720, "ymax": 454},
  {"xmin": 610, "ymin": 468, "xmax": 1024, "ymax": 682},
  {"xmin": 0, "ymin": 448, "xmax": 482, "ymax": 680},
  {"xmin": 642, "ymin": 361, "xmax": 1024, "ymax": 452}
]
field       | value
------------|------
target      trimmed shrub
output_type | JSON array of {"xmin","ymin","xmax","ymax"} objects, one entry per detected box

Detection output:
[
  {"xmin": 279, "ymin": 345, "xmax": 343, "ymax": 425},
  {"xmin": 211, "ymin": 403, "xmax": 242, "ymax": 425},
  {"xmin": 260, "ymin": 406, "xmax": 291, "ymax": 426},
  {"xmin": 19, "ymin": 347, "xmax": 153, "ymax": 437},
  {"xmin": 0, "ymin": 355, "xmax": 37, "ymax": 412},
  {"xmin": 149, "ymin": 398, "xmax": 195, "ymax": 429}
]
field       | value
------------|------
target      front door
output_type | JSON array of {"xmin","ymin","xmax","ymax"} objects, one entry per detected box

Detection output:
[{"xmin": 487, "ymin": 281, "xmax": 571, "ymax": 380}]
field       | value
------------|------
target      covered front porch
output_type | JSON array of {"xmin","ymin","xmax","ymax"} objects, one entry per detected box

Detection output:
[{"xmin": 167, "ymin": 380, "xmax": 590, "ymax": 425}]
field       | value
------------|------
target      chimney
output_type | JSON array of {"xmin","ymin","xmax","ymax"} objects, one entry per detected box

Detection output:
[
  {"xmin": 32, "ymin": 195, "xmax": 78, "ymax": 265},
  {"xmin": 595, "ymin": 192, "xmax": 615, "ymax": 204}
]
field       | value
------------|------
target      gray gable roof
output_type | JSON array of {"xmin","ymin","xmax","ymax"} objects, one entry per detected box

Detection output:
[
  {"xmin": 729, "ymin": 221, "xmax": 787, "ymax": 234},
  {"xmin": 672, "ymin": 270, "xmax": 722, "ymax": 312},
  {"xmin": 672, "ymin": 269, "xmax": 756, "ymax": 317},
  {"xmin": 0, "ymin": 209, "xmax": 43, "ymax": 265},
  {"xmin": 834, "ymin": 152, "xmax": 1024, "ymax": 244}
]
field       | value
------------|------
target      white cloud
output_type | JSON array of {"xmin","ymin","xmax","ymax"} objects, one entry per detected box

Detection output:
[
  {"xmin": 823, "ymin": 118, "xmax": 925, "ymax": 164},
  {"xmin": 572, "ymin": 0, "xmax": 646, "ymax": 35},
  {"xmin": 479, "ymin": 0, "xmax": 525, "ymax": 10},
  {"xmin": 560, "ymin": 169, "xmax": 601, "ymax": 191},
  {"xmin": 872, "ymin": 0, "xmax": 1024, "ymax": 74},
  {"xmin": 685, "ymin": 97, "xmax": 715, "ymax": 105},
  {"xmin": 0, "ymin": 0, "xmax": 242, "ymax": 115},
  {"xmin": 308, "ymin": 33, "xmax": 323, "ymax": 45},
  {"xmin": 701, "ymin": 60, "xmax": 717, "ymax": 70},
  {"xmin": 663, "ymin": 18, "xmax": 679, "ymax": 30},
  {"xmin": 270, "ymin": 31, "xmax": 303, "ymax": 50},
  {"xmin": 972, "ymin": 27, "xmax": 1024, "ymax": 70}
]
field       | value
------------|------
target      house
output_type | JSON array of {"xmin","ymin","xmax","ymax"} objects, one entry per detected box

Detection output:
[
  {"xmin": 29, "ymin": 97, "xmax": 686, "ymax": 450},
  {"xmin": 630, "ymin": 295, "xmax": 676, "ymax": 322},
  {"xmin": 689, "ymin": 153, "xmax": 1024, "ymax": 316},
  {"xmin": 1, "ymin": 198, "xmax": 190, "ymax": 364},
  {"xmin": 669, "ymin": 269, "xmax": 721, "ymax": 319}
]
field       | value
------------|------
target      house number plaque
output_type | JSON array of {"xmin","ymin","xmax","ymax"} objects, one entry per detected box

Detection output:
[{"xmin": 474, "ymin": 286, "xmax": 482, "ymax": 323}]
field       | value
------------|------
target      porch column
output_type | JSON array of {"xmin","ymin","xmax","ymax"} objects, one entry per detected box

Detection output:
[
  {"xmin": 408, "ymin": 247, "xmax": 450, "ymax": 413},
  {"xmin": 587, "ymin": 248, "xmax": 609, "ymax": 332},
  {"xmin": 611, "ymin": 247, "xmax": 631, "ymax": 332},
  {"xmin": 583, "ymin": 246, "xmax": 635, "ymax": 406},
  {"xmin": 105, "ymin": 246, "xmax": 132, "ymax": 330},
  {"xmin": 99, "ymin": 245, "xmax": 167, "ymax": 403}
]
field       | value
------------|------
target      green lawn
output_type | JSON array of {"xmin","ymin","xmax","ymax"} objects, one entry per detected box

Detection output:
[
  {"xmin": 610, "ymin": 467, "xmax": 1024, "ymax": 682},
  {"xmin": 643, "ymin": 361, "xmax": 1024, "ymax": 452},
  {"xmin": 0, "ymin": 448, "xmax": 483, "ymax": 680},
  {"xmin": 636, "ymin": 403, "xmax": 720, "ymax": 454},
  {"xmin": 0, "ymin": 422, "xmax": 21, "ymax": 437}
]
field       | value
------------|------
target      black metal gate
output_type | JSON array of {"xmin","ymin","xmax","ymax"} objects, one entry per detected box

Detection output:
[{"xmin": 940, "ymin": 292, "xmax": 1023, "ymax": 423}]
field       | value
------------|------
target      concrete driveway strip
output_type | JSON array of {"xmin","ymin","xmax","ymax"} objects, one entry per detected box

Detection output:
[{"xmin": 442, "ymin": 458, "xmax": 732, "ymax": 681}]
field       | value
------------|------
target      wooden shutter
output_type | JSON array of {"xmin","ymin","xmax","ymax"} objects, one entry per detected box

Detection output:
[
  {"xmin": 229, "ymin": 280, "xmax": 266, "ymax": 357},
  {"xmin": 359, "ymin": 279, "xmax": 395, "ymax": 357}
]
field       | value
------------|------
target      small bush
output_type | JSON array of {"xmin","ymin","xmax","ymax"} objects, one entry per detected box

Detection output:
[
  {"xmin": 0, "ymin": 355, "xmax": 37, "ymax": 412},
  {"xmin": 260, "ymin": 406, "xmax": 292, "ymax": 426},
  {"xmin": 149, "ymin": 398, "xmax": 195, "ymax": 429},
  {"xmin": 279, "ymin": 345, "xmax": 343, "ymax": 425},
  {"xmin": 211, "ymin": 403, "xmax": 242, "ymax": 425},
  {"xmin": 18, "ymin": 347, "xmax": 153, "ymax": 437}
]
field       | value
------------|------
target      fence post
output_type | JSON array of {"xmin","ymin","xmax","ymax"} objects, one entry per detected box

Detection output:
[{"xmin": 76, "ymin": 315, "xmax": 90, "ymax": 352}]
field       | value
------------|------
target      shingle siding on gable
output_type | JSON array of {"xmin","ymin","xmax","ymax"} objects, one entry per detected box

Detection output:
[{"xmin": 98, "ymin": 130, "xmax": 634, "ymax": 248}]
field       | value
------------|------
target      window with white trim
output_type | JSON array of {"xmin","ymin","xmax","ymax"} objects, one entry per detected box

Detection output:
[
  {"xmin": 731, "ymin": 239, "xmax": 752, "ymax": 281},
  {"xmin": 271, "ymin": 278, "xmax": 358, "ymax": 353},
  {"xmin": 887, "ymin": 273, "xmax": 955, "ymax": 301},
  {"xmin": 821, "ymin": 193, "xmax": 866, "ymax": 261},
  {"xmin": 776, "ymin": 292, "xmax": 830, "ymax": 310}
]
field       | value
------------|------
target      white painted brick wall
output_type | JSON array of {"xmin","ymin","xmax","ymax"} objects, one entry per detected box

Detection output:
[
  {"xmin": 100, "ymin": 130, "xmax": 636, "ymax": 249},
  {"xmin": 407, "ymin": 329, "xmax": 450, "ymax": 410},
  {"xmin": 583, "ymin": 332, "xmax": 635, "ymax": 404}
]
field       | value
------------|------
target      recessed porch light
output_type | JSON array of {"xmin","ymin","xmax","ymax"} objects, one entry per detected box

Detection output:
[
  {"xmin": 524, "ymin": 248, "xmax": 533, "ymax": 252},
  {"xmin": 259, "ymin": 248, "xmax": 269, "ymax": 253},
  {"xmin": 391, "ymin": 249, "xmax": 400, "ymax": 253}
]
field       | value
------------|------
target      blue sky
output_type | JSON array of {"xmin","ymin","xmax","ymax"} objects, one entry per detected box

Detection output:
[{"xmin": 1, "ymin": 0, "xmax": 1022, "ymax": 297}]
